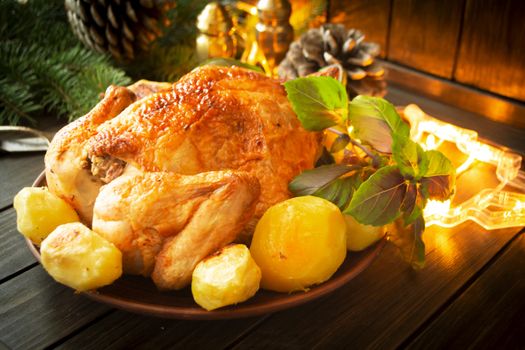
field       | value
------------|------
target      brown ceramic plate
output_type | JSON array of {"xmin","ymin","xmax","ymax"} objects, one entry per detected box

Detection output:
[{"xmin": 27, "ymin": 171, "xmax": 386, "ymax": 320}]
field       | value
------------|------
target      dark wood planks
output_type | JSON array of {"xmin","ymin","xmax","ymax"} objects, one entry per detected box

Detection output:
[
  {"xmin": 388, "ymin": 0, "xmax": 465, "ymax": 78},
  {"xmin": 0, "ymin": 209, "xmax": 36, "ymax": 281},
  {"xmin": 407, "ymin": 232, "xmax": 525, "ymax": 349},
  {"xmin": 0, "ymin": 152, "xmax": 44, "ymax": 210},
  {"xmin": 384, "ymin": 61, "xmax": 525, "ymax": 129},
  {"xmin": 386, "ymin": 86, "xmax": 525, "ymax": 155},
  {"xmin": 229, "ymin": 224, "xmax": 522, "ymax": 349},
  {"xmin": 0, "ymin": 266, "xmax": 111, "ymax": 350},
  {"xmin": 454, "ymin": 0, "xmax": 525, "ymax": 101},
  {"xmin": 329, "ymin": 0, "xmax": 391, "ymax": 57},
  {"xmin": 57, "ymin": 311, "xmax": 267, "ymax": 350}
]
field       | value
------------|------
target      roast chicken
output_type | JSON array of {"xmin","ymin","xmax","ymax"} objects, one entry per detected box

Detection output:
[{"xmin": 44, "ymin": 65, "xmax": 320, "ymax": 290}]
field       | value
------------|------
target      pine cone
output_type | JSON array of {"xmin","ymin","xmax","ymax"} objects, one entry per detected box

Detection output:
[
  {"xmin": 65, "ymin": 0, "xmax": 173, "ymax": 61},
  {"xmin": 278, "ymin": 24, "xmax": 386, "ymax": 98}
]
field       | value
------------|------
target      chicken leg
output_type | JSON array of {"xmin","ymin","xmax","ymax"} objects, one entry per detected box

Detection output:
[{"xmin": 92, "ymin": 170, "xmax": 260, "ymax": 290}]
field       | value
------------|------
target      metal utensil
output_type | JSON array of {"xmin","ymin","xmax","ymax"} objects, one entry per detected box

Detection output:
[{"xmin": 0, "ymin": 126, "xmax": 53, "ymax": 152}]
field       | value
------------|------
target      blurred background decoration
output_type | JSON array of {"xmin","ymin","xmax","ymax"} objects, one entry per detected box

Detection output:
[
  {"xmin": 1, "ymin": 0, "xmax": 524, "ymax": 129},
  {"xmin": 196, "ymin": 2, "xmax": 237, "ymax": 61}
]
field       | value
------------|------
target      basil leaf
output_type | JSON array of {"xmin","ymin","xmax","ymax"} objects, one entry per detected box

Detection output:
[
  {"xmin": 330, "ymin": 133, "xmax": 350, "ymax": 153},
  {"xmin": 348, "ymin": 96, "xmax": 410, "ymax": 153},
  {"xmin": 392, "ymin": 134, "xmax": 428, "ymax": 179},
  {"xmin": 387, "ymin": 214, "xmax": 426, "ymax": 269},
  {"xmin": 344, "ymin": 166, "xmax": 407, "ymax": 226},
  {"xmin": 421, "ymin": 150, "xmax": 456, "ymax": 200},
  {"xmin": 401, "ymin": 183, "xmax": 417, "ymax": 223},
  {"xmin": 289, "ymin": 164, "xmax": 359, "ymax": 196},
  {"xmin": 200, "ymin": 58, "xmax": 263, "ymax": 72},
  {"xmin": 421, "ymin": 175, "xmax": 455, "ymax": 201},
  {"xmin": 284, "ymin": 76, "xmax": 348, "ymax": 131},
  {"xmin": 314, "ymin": 176, "xmax": 360, "ymax": 211},
  {"xmin": 424, "ymin": 150, "xmax": 454, "ymax": 177}
]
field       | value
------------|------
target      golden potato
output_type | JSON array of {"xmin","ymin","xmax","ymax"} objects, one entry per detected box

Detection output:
[
  {"xmin": 13, "ymin": 187, "xmax": 79, "ymax": 245},
  {"xmin": 41, "ymin": 223, "xmax": 122, "ymax": 292},
  {"xmin": 192, "ymin": 244, "xmax": 261, "ymax": 311},
  {"xmin": 344, "ymin": 215, "xmax": 385, "ymax": 251},
  {"xmin": 250, "ymin": 196, "xmax": 347, "ymax": 293}
]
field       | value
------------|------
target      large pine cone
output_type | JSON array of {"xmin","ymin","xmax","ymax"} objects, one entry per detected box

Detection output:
[
  {"xmin": 278, "ymin": 24, "xmax": 386, "ymax": 97},
  {"xmin": 65, "ymin": 0, "xmax": 173, "ymax": 61}
]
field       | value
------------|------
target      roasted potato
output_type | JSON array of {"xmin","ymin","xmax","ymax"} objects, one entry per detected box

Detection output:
[
  {"xmin": 250, "ymin": 196, "xmax": 347, "ymax": 293},
  {"xmin": 344, "ymin": 215, "xmax": 385, "ymax": 251},
  {"xmin": 13, "ymin": 187, "xmax": 79, "ymax": 245},
  {"xmin": 192, "ymin": 244, "xmax": 261, "ymax": 311},
  {"xmin": 41, "ymin": 223, "xmax": 122, "ymax": 292}
]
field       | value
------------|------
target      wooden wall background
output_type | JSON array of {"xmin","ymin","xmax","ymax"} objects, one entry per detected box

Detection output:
[{"xmin": 328, "ymin": 0, "xmax": 525, "ymax": 103}]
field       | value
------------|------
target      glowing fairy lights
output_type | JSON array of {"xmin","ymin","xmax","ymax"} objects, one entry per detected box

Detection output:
[{"xmin": 403, "ymin": 104, "xmax": 525, "ymax": 230}]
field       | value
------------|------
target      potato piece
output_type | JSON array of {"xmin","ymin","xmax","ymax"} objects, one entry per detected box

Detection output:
[
  {"xmin": 192, "ymin": 244, "xmax": 261, "ymax": 311},
  {"xmin": 344, "ymin": 215, "xmax": 385, "ymax": 251},
  {"xmin": 13, "ymin": 187, "xmax": 79, "ymax": 245},
  {"xmin": 250, "ymin": 196, "xmax": 347, "ymax": 293},
  {"xmin": 41, "ymin": 223, "xmax": 122, "ymax": 292}
]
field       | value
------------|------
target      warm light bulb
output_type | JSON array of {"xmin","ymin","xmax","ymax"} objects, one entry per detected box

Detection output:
[{"xmin": 404, "ymin": 104, "xmax": 525, "ymax": 230}]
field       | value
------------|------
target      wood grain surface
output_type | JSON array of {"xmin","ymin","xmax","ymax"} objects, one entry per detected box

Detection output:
[
  {"xmin": 0, "ymin": 152, "xmax": 44, "ymax": 210},
  {"xmin": 407, "ymin": 233, "xmax": 525, "ymax": 349},
  {"xmin": 387, "ymin": 0, "xmax": 465, "ymax": 78},
  {"xmin": 0, "ymin": 266, "xmax": 111, "ymax": 350},
  {"xmin": 329, "ymin": 0, "xmax": 391, "ymax": 57},
  {"xmin": 0, "ymin": 209, "xmax": 36, "ymax": 281},
  {"xmin": 454, "ymin": 0, "xmax": 525, "ymax": 101}
]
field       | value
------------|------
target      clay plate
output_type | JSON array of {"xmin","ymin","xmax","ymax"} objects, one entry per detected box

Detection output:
[{"xmin": 27, "ymin": 171, "xmax": 386, "ymax": 320}]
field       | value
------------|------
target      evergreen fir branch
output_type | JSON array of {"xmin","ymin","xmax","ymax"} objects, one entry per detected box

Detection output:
[
  {"xmin": 0, "ymin": 79, "xmax": 41, "ymax": 125},
  {"xmin": 0, "ymin": 0, "xmax": 131, "ymax": 126}
]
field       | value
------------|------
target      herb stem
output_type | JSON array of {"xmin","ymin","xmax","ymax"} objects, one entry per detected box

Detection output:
[
  {"xmin": 350, "ymin": 138, "xmax": 382, "ymax": 168},
  {"xmin": 327, "ymin": 127, "xmax": 382, "ymax": 167}
]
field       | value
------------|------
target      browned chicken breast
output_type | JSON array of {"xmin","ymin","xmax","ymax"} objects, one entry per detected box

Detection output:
[
  {"xmin": 45, "ymin": 65, "xmax": 320, "ymax": 290},
  {"xmin": 86, "ymin": 65, "xmax": 320, "ymax": 228}
]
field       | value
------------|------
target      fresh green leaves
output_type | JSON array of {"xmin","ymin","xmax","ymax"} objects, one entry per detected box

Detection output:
[
  {"xmin": 283, "ymin": 75, "xmax": 456, "ymax": 269},
  {"xmin": 348, "ymin": 96, "xmax": 410, "ymax": 153},
  {"xmin": 425, "ymin": 150, "xmax": 455, "ymax": 176},
  {"xmin": 420, "ymin": 150, "xmax": 456, "ymax": 200},
  {"xmin": 392, "ymin": 135, "xmax": 428, "ymax": 180},
  {"xmin": 314, "ymin": 176, "xmax": 360, "ymax": 211},
  {"xmin": 345, "ymin": 166, "xmax": 407, "ymax": 226},
  {"xmin": 388, "ymin": 214, "xmax": 426, "ymax": 269},
  {"xmin": 288, "ymin": 164, "xmax": 359, "ymax": 196},
  {"xmin": 284, "ymin": 76, "xmax": 348, "ymax": 131}
]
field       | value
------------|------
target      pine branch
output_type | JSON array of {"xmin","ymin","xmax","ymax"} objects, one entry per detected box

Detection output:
[{"xmin": 0, "ymin": 0, "xmax": 130, "ymax": 126}]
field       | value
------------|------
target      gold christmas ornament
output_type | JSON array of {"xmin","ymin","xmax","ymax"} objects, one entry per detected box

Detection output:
[
  {"xmin": 196, "ymin": 2, "xmax": 237, "ymax": 61},
  {"xmin": 255, "ymin": 0, "xmax": 294, "ymax": 73}
]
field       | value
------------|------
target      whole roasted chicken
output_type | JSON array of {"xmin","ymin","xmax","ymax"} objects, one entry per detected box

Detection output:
[{"xmin": 45, "ymin": 65, "xmax": 320, "ymax": 290}]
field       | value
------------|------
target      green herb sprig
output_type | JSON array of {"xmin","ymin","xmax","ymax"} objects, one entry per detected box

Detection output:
[{"xmin": 285, "ymin": 77, "xmax": 456, "ymax": 268}]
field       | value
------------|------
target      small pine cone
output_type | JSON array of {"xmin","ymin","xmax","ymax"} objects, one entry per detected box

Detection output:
[
  {"xmin": 65, "ymin": 0, "xmax": 173, "ymax": 61},
  {"xmin": 278, "ymin": 24, "xmax": 386, "ymax": 98}
]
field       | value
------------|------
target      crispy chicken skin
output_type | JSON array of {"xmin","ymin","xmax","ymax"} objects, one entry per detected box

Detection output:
[
  {"xmin": 86, "ymin": 66, "xmax": 320, "ymax": 226},
  {"xmin": 46, "ymin": 66, "xmax": 320, "ymax": 290},
  {"xmin": 44, "ymin": 86, "xmax": 136, "ymax": 223},
  {"xmin": 93, "ymin": 170, "xmax": 260, "ymax": 290}
]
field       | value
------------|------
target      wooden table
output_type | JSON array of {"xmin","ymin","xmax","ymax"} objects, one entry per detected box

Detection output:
[{"xmin": 1, "ymin": 86, "xmax": 524, "ymax": 350}]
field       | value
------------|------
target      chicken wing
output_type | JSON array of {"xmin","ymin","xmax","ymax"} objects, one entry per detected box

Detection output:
[
  {"xmin": 92, "ymin": 170, "xmax": 260, "ymax": 290},
  {"xmin": 44, "ymin": 86, "xmax": 136, "ymax": 223}
]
